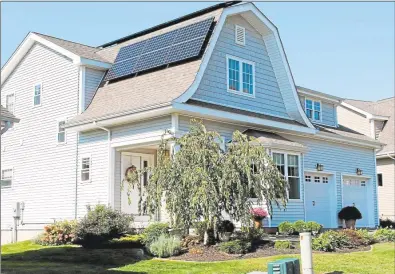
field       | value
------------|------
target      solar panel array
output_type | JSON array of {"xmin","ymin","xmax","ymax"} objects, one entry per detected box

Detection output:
[{"xmin": 105, "ymin": 17, "xmax": 214, "ymax": 81}]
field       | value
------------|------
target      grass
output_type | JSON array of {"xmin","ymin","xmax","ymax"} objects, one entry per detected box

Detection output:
[{"xmin": 1, "ymin": 241, "xmax": 394, "ymax": 274}]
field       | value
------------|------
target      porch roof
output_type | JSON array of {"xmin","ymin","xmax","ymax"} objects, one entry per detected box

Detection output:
[{"xmin": 242, "ymin": 129, "xmax": 307, "ymax": 151}]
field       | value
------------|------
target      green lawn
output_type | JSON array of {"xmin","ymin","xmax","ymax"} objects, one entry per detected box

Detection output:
[{"xmin": 2, "ymin": 241, "xmax": 394, "ymax": 274}]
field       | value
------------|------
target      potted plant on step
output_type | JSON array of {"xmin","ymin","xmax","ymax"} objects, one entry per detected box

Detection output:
[
  {"xmin": 251, "ymin": 208, "xmax": 268, "ymax": 229},
  {"xmin": 338, "ymin": 206, "xmax": 362, "ymax": 229},
  {"xmin": 218, "ymin": 220, "xmax": 235, "ymax": 242}
]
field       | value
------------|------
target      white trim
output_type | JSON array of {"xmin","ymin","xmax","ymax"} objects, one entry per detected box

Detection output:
[
  {"xmin": 341, "ymin": 173, "xmax": 372, "ymax": 179},
  {"xmin": 373, "ymin": 148, "xmax": 380, "ymax": 226},
  {"xmin": 66, "ymin": 105, "xmax": 173, "ymax": 131},
  {"xmin": 235, "ymin": 24, "xmax": 246, "ymax": 46},
  {"xmin": 173, "ymin": 102, "xmax": 316, "ymax": 134},
  {"xmin": 297, "ymin": 87, "xmax": 343, "ymax": 104},
  {"xmin": 80, "ymin": 154, "xmax": 92, "ymax": 183},
  {"xmin": 271, "ymin": 149, "xmax": 302, "ymax": 201},
  {"xmin": 171, "ymin": 113, "xmax": 179, "ymax": 134},
  {"xmin": 226, "ymin": 54, "xmax": 255, "ymax": 97},
  {"xmin": 174, "ymin": 3, "xmax": 315, "ymax": 129},
  {"xmin": 304, "ymin": 97, "xmax": 322, "ymax": 122},
  {"xmin": 112, "ymin": 131, "xmax": 173, "ymax": 149},
  {"xmin": 1, "ymin": 32, "xmax": 111, "ymax": 85},
  {"xmin": 304, "ymin": 169, "xmax": 336, "ymax": 176},
  {"xmin": 1, "ymin": 166, "xmax": 14, "ymax": 189},
  {"xmin": 78, "ymin": 66, "xmax": 86, "ymax": 114},
  {"xmin": 56, "ymin": 117, "xmax": 67, "ymax": 145},
  {"xmin": 32, "ymin": 82, "xmax": 42, "ymax": 107}
]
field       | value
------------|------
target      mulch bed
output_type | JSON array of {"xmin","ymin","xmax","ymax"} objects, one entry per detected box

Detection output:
[{"xmin": 168, "ymin": 242, "xmax": 372, "ymax": 262}]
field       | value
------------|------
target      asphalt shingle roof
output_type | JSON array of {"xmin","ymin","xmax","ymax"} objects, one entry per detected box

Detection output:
[
  {"xmin": 345, "ymin": 98, "xmax": 394, "ymax": 155},
  {"xmin": 34, "ymin": 33, "xmax": 111, "ymax": 63},
  {"xmin": 67, "ymin": 8, "xmax": 223, "ymax": 126}
]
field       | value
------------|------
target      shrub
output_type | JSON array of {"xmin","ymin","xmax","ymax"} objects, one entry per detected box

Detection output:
[
  {"xmin": 217, "ymin": 239, "xmax": 251, "ymax": 254},
  {"xmin": 148, "ymin": 234, "xmax": 181, "ymax": 258},
  {"xmin": 305, "ymin": 221, "xmax": 322, "ymax": 235},
  {"xmin": 218, "ymin": 220, "xmax": 235, "ymax": 233},
  {"xmin": 380, "ymin": 218, "xmax": 395, "ymax": 228},
  {"xmin": 192, "ymin": 221, "xmax": 206, "ymax": 240},
  {"xmin": 141, "ymin": 222, "xmax": 169, "ymax": 246},
  {"xmin": 274, "ymin": 240, "xmax": 293, "ymax": 250},
  {"xmin": 293, "ymin": 220, "xmax": 307, "ymax": 233},
  {"xmin": 106, "ymin": 234, "xmax": 144, "ymax": 248},
  {"xmin": 338, "ymin": 206, "xmax": 362, "ymax": 221},
  {"xmin": 35, "ymin": 220, "xmax": 77, "ymax": 246},
  {"xmin": 312, "ymin": 230, "xmax": 348, "ymax": 252},
  {"xmin": 374, "ymin": 228, "xmax": 395, "ymax": 242},
  {"xmin": 339, "ymin": 229, "xmax": 374, "ymax": 248},
  {"xmin": 181, "ymin": 235, "xmax": 201, "ymax": 248},
  {"xmin": 74, "ymin": 205, "xmax": 132, "ymax": 248},
  {"xmin": 278, "ymin": 221, "xmax": 294, "ymax": 235}
]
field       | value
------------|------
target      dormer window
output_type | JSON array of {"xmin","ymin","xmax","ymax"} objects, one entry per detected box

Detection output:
[{"xmin": 305, "ymin": 99, "xmax": 321, "ymax": 121}]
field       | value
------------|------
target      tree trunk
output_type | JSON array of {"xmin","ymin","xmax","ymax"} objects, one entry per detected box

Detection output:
[{"xmin": 204, "ymin": 230, "xmax": 209, "ymax": 245}]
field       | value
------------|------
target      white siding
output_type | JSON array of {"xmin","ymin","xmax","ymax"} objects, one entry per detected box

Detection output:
[
  {"xmin": 337, "ymin": 105, "xmax": 372, "ymax": 137},
  {"xmin": 84, "ymin": 68, "xmax": 104, "ymax": 109},
  {"xmin": 377, "ymin": 158, "xmax": 395, "ymax": 220},
  {"xmin": 1, "ymin": 43, "xmax": 79, "ymax": 241}
]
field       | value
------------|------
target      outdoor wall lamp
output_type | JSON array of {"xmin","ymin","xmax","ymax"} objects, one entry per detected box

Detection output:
[
  {"xmin": 356, "ymin": 168, "xmax": 363, "ymax": 175},
  {"xmin": 316, "ymin": 163, "xmax": 324, "ymax": 171}
]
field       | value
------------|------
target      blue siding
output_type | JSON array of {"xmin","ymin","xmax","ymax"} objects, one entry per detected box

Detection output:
[
  {"xmin": 192, "ymin": 15, "xmax": 289, "ymax": 118},
  {"xmin": 299, "ymin": 95, "xmax": 337, "ymax": 127},
  {"xmin": 283, "ymin": 134, "xmax": 378, "ymax": 227}
]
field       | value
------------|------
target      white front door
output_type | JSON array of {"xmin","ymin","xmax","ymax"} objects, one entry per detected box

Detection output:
[
  {"xmin": 305, "ymin": 173, "xmax": 334, "ymax": 228},
  {"xmin": 121, "ymin": 153, "xmax": 154, "ymax": 221},
  {"xmin": 342, "ymin": 177, "xmax": 369, "ymax": 227}
]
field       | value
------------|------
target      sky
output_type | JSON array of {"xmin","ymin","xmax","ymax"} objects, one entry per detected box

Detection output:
[{"xmin": 1, "ymin": 2, "xmax": 394, "ymax": 101}]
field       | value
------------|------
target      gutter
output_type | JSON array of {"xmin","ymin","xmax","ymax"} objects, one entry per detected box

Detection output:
[{"xmin": 92, "ymin": 121, "xmax": 114, "ymax": 208}]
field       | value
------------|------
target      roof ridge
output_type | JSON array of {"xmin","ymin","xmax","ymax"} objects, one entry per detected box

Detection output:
[{"xmin": 33, "ymin": 32, "xmax": 99, "ymax": 51}]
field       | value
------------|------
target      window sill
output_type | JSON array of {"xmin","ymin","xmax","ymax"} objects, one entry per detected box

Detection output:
[
  {"xmin": 80, "ymin": 180, "xmax": 91, "ymax": 184},
  {"xmin": 227, "ymin": 89, "xmax": 255, "ymax": 98},
  {"xmin": 56, "ymin": 142, "xmax": 67, "ymax": 146}
]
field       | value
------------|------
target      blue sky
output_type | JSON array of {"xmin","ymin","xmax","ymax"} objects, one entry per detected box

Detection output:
[{"xmin": 1, "ymin": 2, "xmax": 394, "ymax": 101}]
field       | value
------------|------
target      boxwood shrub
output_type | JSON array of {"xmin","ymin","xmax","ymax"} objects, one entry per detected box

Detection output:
[{"xmin": 218, "ymin": 239, "xmax": 251, "ymax": 254}]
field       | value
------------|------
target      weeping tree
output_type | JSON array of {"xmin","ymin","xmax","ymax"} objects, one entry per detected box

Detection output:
[{"xmin": 123, "ymin": 120, "xmax": 288, "ymax": 244}]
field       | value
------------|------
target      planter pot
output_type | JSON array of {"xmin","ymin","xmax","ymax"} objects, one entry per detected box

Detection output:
[
  {"xmin": 254, "ymin": 218, "xmax": 263, "ymax": 229},
  {"xmin": 345, "ymin": 219, "xmax": 356, "ymax": 229}
]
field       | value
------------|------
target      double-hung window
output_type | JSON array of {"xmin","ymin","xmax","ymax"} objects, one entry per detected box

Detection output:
[
  {"xmin": 305, "ymin": 99, "xmax": 321, "ymax": 121},
  {"xmin": 272, "ymin": 152, "xmax": 300, "ymax": 199},
  {"xmin": 6, "ymin": 94, "xmax": 15, "ymax": 114},
  {"xmin": 81, "ymin": 156, "xmax": 91, "ymax": 182},
  {"xmin": 1, "ymin": 168, "xmax": 13, "ymax": 188},
  {"xmin": 34, "ymin": 83, "xmax": 42, "ymax": 106},
  {"xmin": 227, "ymin": 55, "xmax": 255, "ymax": 96},
  {"xmin": 57, "ymin": 120, "xmax": 66, "ymax": 143}
]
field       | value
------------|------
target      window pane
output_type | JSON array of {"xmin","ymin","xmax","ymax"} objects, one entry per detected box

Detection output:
[
  {"xmin": 58, "ymin": 132, "xmax": 65, "ymax": 143},
  {"xmin": 314, "ymin": 101, "xmax": 321, "ymax": 111},
  {"xmin": 6, "ymin": 94, "xmax": 15, "ymax": 113},
  {"xmin": 305, "ymin": 99, "xmax": 313, "ymax": 109},
  {"xmin": 272, "ymin": 153, "xmax": 285, "ymax": 175},
  {"xmin": 288, "ymin": 177, "xmax": 300, "ymax": 199},
  {"xmin": 242, "ymin": 62, "xmax": 253, "ymax": 94},
  {"xmin": 228, "ymin": 59, "xmax": 240, "ymax": 91},
  {"xmin": 314, "ymin": 111, "xmax": 320, "ymax": 120},
  {"xmin": 81, "ymin": 171, "xmax": 90, "ymax": 181},
  {"xmin": 306, "ymin": 109, "xmax": 312, "ymax": 118},
  {"xmin": 378, "ymin": 174, "xmax": 383, "ymax": 186},
  {"xmin": 34, "ymin": 95, "xmax": 40, "ymax": 106},
  {"xmin": 35, "ymin": 85, "xmax": 41, "ymax": 95},
  {"xmin": 82, "ymin": 158, "xmax": 90, "ymax": 169}
]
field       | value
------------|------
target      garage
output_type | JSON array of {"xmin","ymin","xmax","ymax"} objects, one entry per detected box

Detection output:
[
  {"xmin": 304, "ymin": 172, "xmax": 336, "ymax": 228},
  {"xmin": 342, "ymin": 176, "xmax": 370, "ymax": 227}
]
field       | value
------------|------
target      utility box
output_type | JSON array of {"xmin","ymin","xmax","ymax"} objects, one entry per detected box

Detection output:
[
  {"xmin": 13, "ymin": 202, "xmax": 21, "ymax": 218},
  {"xmin": 268, "ymin": 258, "xmax": 300, "ymax": 274}
]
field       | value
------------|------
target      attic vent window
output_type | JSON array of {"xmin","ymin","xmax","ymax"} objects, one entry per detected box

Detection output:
[{"xmin": 235, "ymin": 25, "xmax": 245, "ymax": 46}]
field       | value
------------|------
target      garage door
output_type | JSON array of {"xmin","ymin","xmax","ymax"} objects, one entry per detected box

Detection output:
[
  {"xmin": 342, "ymin": 177, "xmax": 369, "ymax": 227},
  {"xmin": 305, "ymin": 174, "xmax": 334, "ymax": 228}
]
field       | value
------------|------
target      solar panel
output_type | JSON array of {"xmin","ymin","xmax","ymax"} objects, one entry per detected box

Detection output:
[{"xmin": 105, "ymin": 17, "xmax": 214, "ymax": 81}]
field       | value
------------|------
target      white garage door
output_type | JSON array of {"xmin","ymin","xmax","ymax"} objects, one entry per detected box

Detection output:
[
  {"xmin": 305, "ymin": 174, "xmax": 334, "ymax": 228},
  {"xmin": 342, "ymin": 177, "xmax": 369, "ymax": 227}
]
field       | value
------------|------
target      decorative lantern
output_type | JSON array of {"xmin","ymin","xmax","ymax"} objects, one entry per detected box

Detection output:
[
  {"xmin": 316, "ymin": 163, "xmax": 324, "ymax": 171},
  {"xmin": 356, "ymin": 168, "xmax": 363, "ymax": 175}
]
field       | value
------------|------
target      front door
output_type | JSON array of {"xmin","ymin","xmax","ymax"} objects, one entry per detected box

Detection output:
[
  {"xmin": 121, "ymin": 153, "xmax": 154, "ymax": 222},
  {"xmin": 305, "ymin": 173, "xmax": 334, "ymax": 228}
]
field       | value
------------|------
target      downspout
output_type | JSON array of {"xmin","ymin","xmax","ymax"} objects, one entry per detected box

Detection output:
[{"xmin": 92, "ymin": 121, "xmax": 114, "ymax": 208}]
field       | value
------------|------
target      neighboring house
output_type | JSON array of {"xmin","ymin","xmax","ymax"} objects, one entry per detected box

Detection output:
[
  {"xmin": 1, "ymin": 105, "xmax": 20, "ymax": 135},
  {"xmin": 338, "ymin": 98, "xmax": 395, "ymax": 221},
  {"xmin": 1, "ymin": 2, "xmax": 382, "ymax": 244}
]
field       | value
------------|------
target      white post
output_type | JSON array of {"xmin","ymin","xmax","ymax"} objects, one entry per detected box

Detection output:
[{"xmin": 300, "ymin": 232, "xmax": 314, "ymax": 274}]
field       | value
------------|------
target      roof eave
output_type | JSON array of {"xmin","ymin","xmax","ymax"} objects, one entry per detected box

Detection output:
[{"xmin": 297, "ymin": 86, "xmax": 343, "ymax": 104}]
